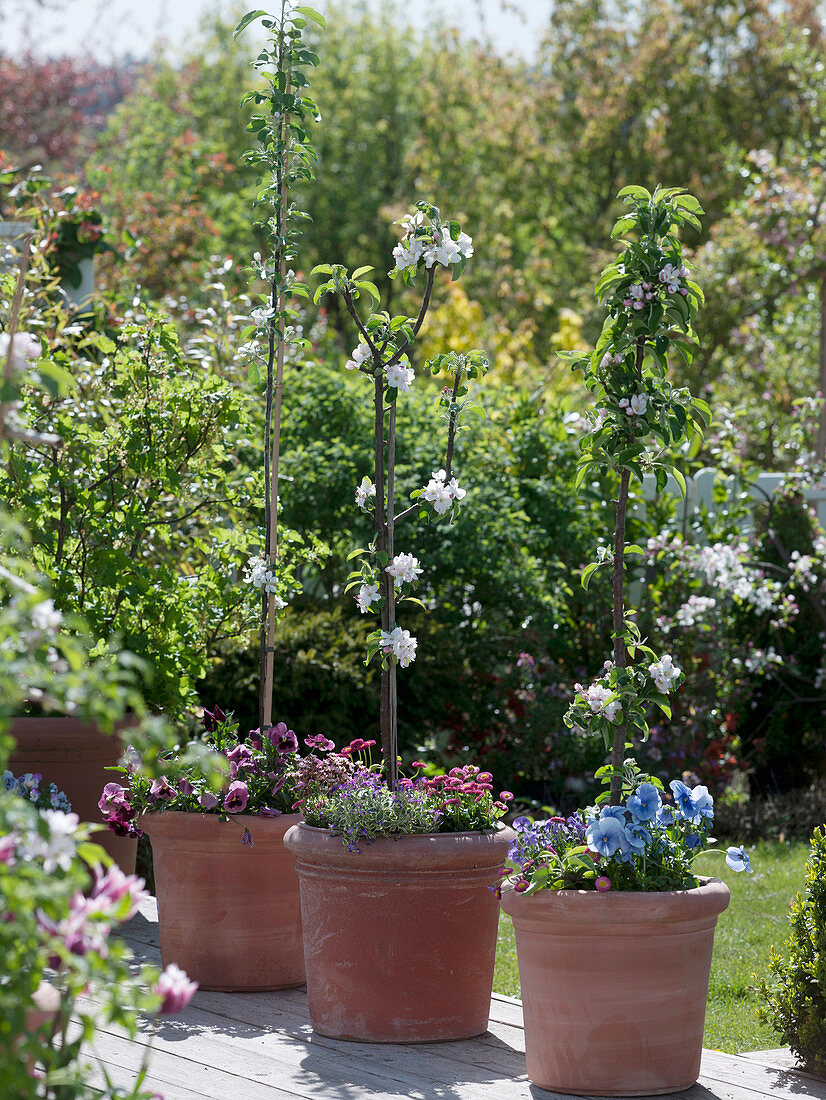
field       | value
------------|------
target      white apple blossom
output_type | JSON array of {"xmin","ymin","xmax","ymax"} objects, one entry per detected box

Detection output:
[
  {"xmin": 379, "ymin": 625, "xmax": 418, "ymax": 668},
  {"xmin": 30, "ymin": 599, "xmax": 63, "ymax": 633},
  {"xmin": 385, "ymin": 362, "xmax": 415, "ymax": 391},
  {"xmin": 251, "ymin": 306, "xmax": 275, "ymax": 328},
  {"xmin": 355, "ymin": 476, "xmax": 376, "ymax": 510},
  {"xmin": 658, "ymin": 263, "xmax": 682, "ymax": 293},
  {"xmin": 0, "ymin": 331, "xmax": 40, "ymax": 371},
  {"xmin": 583, "ymin": 683, "xmax": 621, "ymax": 722},
  {"xmin": 674, "ymin": 594, "xmax": 717, "ymax": 628},
  {"xmin": 600, "ymin": 352, "xmax": 623, "ymax": 369},
  {"xmin": 421, "ymin": 469, "xmax": 466, "ymax": 515},
  {"xmin": 243, "ymin": 556, "xmax": 287, "ymax": 606},
  {"xmin": 456, "ymin": 231, "xmax": 474, "ymax": 259},
  {"xmin": 648, "ymin": 654, "xmax": 682, "ymax": 693},
  {"xmin": 355, "ymin": 583, "xmax": 381, "ymax": 614},
  {"xmin": 345, "ymin": 343, "xmax": 371, "ymax": 371},
  {"xmin": 629, "ymin": 393, "xmax": 648, "ymax": 416},
  {"xmin": 425, "ymin": 230, "xmax": 461, "ymax": 268},
  {"xmin": 386, "ymin": 553, "xmax": 423, "ymax": 588}
]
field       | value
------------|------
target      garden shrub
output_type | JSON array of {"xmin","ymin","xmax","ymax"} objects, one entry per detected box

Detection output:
[
  {"xmin": 714, "ymin": 780, "xmax": 826, "ymax": 843},
  {"xmin": 760, "ymin": 825, "xmax": 826, "ymax": 1075}
]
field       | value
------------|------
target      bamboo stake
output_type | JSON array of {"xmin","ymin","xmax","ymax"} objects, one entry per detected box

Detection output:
[{"xmin": 260, "ymin": 19, "xmax": 290, "ymax": 730}]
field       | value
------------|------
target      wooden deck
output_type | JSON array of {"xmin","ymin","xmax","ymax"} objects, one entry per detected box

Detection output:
[{"xmin": 90, "ymin": 899, "xmax": 826, "ymax": 1100}]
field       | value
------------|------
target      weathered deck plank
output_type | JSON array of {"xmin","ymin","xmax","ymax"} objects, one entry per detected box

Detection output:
[{"xmin": 87, "ymin": 899, "xmax": 823, "ymax": 1100}]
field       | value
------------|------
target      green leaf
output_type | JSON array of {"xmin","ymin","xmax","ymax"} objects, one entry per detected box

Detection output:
[
  {"xmin": 352, "ymin": 266, "xmax": 374, "ymax": 279},
  {"xmin": 403, "ymin": 597, "xmax": 428, "ymax": 610},
  {"xmin": 617, "ymin": 185, "xmax": 651, "ymax": 201},
  {"xmin": 347, "ymin": 547, "xmax": 368, "ymax": 561},
  {"xmin": 671, "ymin": 467, "xmax": 687, "ymax": 499},
  {"xmin": 581, "ymin": 562, "xmax": 600, "ymax": 590},
  {"xmin": 233, "ymin": 9, "xmax": 267, "ymax": 38},
  {"xmin": 294, "ymin": 5, "xmax": 327, "ymax": 27}
]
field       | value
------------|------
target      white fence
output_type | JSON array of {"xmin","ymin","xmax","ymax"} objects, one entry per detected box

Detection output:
[{"xmin": 639, "ymin": 467, "xmax": 826, "ymax": 530}]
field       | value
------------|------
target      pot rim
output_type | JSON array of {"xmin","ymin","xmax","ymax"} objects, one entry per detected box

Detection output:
[
  {"xmin": 141, "ymin": 808, "xmax": 303, "ymax": 842},
  {"xmin": 284, "ymin": 819, "xmax": 514, "ymax": 871},
  {"xmin": 499, "ymin": 874, "xmax": 730, "ymax": 922}
]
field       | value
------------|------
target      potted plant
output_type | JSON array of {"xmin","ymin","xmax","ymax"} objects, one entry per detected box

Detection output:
[
  {"xmin": 100, "ymin": 708, "xmax": 361, "ymax": 991},
  {"xmin": 0, "ymin": 145, "xmax": 318, "ymax": 865},
  {"xmin": 279, "ymin": 188, "xmax": 513, "ymax": 1039},
  {"xmin": 498, "ymin": 186, "xmax": 753, "ymax": 1096}
]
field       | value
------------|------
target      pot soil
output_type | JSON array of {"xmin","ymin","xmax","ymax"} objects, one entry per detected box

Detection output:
[
  {"xmin": 284, "ymin": 822, "xmax": 513, "ymax": 1043},
  {"xmin": 499, "ymin": 877, "xmax": 731, "ymax": 1096},
  {"xmin": 143, "ymin": 810, "xmax": 304, "ymax": 992},
  {"xmin": 8, "ymin": 717, "xmax": 137, "ymax": 872}
]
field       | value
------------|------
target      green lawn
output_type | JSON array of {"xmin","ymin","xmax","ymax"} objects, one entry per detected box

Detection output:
[{"xmin": 493, "ymin": 840, "xmax": 810, "ymax": 1053}]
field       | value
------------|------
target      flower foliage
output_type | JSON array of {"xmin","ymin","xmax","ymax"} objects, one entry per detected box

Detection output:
[
  {"xmin": 0, "ymin": 791, "xmax": 196, "ymax": 1096},
  {"xmin": 759, "ymin": 825, "xmax": 826, "ymax": 1075},
  {"xmin": 302, "ymin": 749, "xmax": 511, "ymax": 851},
  {"xmin": 102, "ymin": 708, "xmax": 359, "ymax": 843},
  {"xmin": 502, "ymin": 767, "xmax": 751, "ymax": 894}
]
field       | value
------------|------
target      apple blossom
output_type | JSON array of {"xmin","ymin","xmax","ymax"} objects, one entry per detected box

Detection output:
[
  {"xmin": 355, "ymin": 476, "xmax": 376, "ymax": 510},
  {"xmin": 386, "ymin": 553, "xmax": 422, "ymax": 588},
  {"xmin": 355, "ymin": 582, "xmax": 381, "ymax": 613},
  {"xmin": 345, "ymin": 343, "xmax": 371, "ymax": 371},
  {"xmin": 385, "ymin": 362, "xmax": 415, "ymax": 391},
  {"xmin": 648, "ymin": 654, "xmax": 682, "ymax": 693}
]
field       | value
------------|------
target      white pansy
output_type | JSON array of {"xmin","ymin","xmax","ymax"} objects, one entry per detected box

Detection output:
[
  {"xmin": 385, "ymin": 362, "xmax": 415, "ymax": 391},
  {"xmin": 386, "ymin": 553, "xmax": 423, "ymax": 588},
  {"xmin": 30, "ymin": 599, "xmax": 63, "ymax": 634},
  {"xmin": 648, "ymin": 654, "xmax": 682, "ymax": 693},
  {"xmin": 345, "ymin": 343, "xmax": 371, "ymax": 371},
  {"xmin": 355, "ymin": 583, "xmax": 381, "ymax": 614},
  {"xmin": 355, "ymin": 477, "xmax": 377, "ymax": 511},
  {"xmin": 0, "ymin": 331, "xmax": 40, "ymax": 371}
]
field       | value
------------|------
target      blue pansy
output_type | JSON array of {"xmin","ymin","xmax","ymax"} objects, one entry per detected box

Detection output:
[
  {"xmin": 725, "ymin": 845, "xmax": 753, "ymax": 873},
  {"xmin": 2, "ymin": 771, "xmax": 14, "ymax": 790},
  {"xmin": 656, "ymin": 804, "xmax": 677, "ymax": 826},
  {"xmin": 586, "ymin": 815, "xmax": 627, "ymax": 858},
  {"xmin": 692, "ymin": 785, "xmax": 714, "ymax": 823},
  {"xmin": 683, "ymin": 832, "xmax": 702, "ymax": 850},
  {"xmin": 627, "ymin": 782, "xmax": 661, "ymax": 823},
  {"xmin": 669, "ymin": 779, "xmax": 697, "ymax": 821},
  {"xmin": 601, "ymin": 805, "xmax": 628, "ymax": 823}
]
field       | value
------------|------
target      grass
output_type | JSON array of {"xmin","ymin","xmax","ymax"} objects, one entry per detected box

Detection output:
[{"xmin": 492, "ymin": 839, "xmax": 810, "ymax": 1053}]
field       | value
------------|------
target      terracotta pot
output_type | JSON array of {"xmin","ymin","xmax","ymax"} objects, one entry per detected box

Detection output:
[
  {"xmin": 284, "ymin": 822, "xmax": 513, "ymax": 1042},
  {"xmin": 8, "ymin": 717, "xmax": 137, "ymax": 873},
  {"xmin": 143, "ymin": 810, "xmax": 304, "ymax": 992},
  {"xmin": 499, "ymin": 878, "xmax": 731, "ymax": 1096}
]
